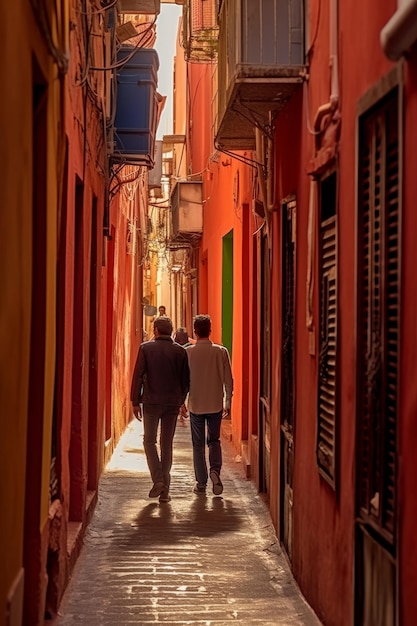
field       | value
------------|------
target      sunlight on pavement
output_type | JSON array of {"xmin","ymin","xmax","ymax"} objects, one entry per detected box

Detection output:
[{"xmin": 106, "ymin": 419, "xmax": 148, "ymax": 473}]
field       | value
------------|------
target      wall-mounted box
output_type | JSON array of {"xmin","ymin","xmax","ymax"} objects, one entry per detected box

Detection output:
[
  {"xmin": 114, "ymin": 47, "xmax": 159, "ymax": 166},
  {"xmin": 171, "ymin": 181, "xmax": 203, "ymax": 239}
]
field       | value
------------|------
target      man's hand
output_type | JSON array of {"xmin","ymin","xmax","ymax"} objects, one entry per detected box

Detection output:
[
  {"xmin": 133, "ymin": 405, "xmax": 143, "ymax": 421},
  {"xmin": 222, "ymin": 407, "xmax": 230, "ymax": 418},
  {"xmin": 179, "ymin": 403, "xmax": 188, "ymax": 418}
]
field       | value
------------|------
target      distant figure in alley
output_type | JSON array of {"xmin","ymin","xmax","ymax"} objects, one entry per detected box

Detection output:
[
  {"xmin": 131, "ymin": 316, "xmax": 190, "ymax": 502},
  {"xmin": 186, "ymin": 314, "xmax": 233, "ymax": 496},
  {"xmin": 174, "ymin": 326, "xmax": 192, "ymax": 347}
]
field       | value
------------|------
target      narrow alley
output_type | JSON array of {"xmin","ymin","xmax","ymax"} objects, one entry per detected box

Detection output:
[
  {"xmin": 53, "ymin": 419, "xmax": 321, "ymax": 626},
  {"xmin": 4, "ymin": 1, "xmax": 417, "ymax": 624}
]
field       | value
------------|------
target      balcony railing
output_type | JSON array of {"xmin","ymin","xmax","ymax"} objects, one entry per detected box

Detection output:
[{"xmin": 215, "ymin": 0, "xmax": 305, "ymax": 150}]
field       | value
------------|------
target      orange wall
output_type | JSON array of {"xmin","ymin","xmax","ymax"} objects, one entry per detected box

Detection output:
[{"xmin": 187, "ymin": 64, "xmax": 213, "ymax": 175}]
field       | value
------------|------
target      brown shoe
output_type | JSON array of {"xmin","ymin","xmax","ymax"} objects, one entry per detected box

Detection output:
[
  {"xmin": 149, "ymin": 482, "xmax": 165, "ymax": 498},
  {"xmin": 210, "ymin": 469, "xmax": 223, "ymax": 495},
  {"xmin": 159, "ymin": 491, "xmax": 171, "ymax": 502}
]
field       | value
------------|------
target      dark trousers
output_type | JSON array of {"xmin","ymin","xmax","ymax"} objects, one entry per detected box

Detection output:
[
  {"xmin": 189, "ymin": 411, "xmax": 222, "ymax": 485},
  {"xmin": 142, "ymin": 404, "xmax": 179, "ymax": 488}
]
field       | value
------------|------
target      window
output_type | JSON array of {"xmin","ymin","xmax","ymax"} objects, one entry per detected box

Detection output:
[
  {"xmin": 356, "ymin": 88, "xmax": 399, "ymax": 545},
  {"xmin": 317, "ymin": 171, "xmax": 338, "ymax": 486}
]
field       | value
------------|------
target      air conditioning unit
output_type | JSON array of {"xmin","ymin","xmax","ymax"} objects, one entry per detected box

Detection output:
[
  {"xmin": 114, "ymin": 47, "xmax": 159, "ymax": 167},
  {"xmin": 171, "ymin": 181, "xmax": 203, "ymax": 238}
]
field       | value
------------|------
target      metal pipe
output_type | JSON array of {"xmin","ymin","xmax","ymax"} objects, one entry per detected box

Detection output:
[{"xmin": 330, "ymin": 0, "xmax": 339, "ymax": 104}]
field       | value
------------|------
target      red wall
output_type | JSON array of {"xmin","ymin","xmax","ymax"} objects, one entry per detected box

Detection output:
[{"xmin": 269, "ymin": 1, "xmax": 415, "ymax": 624}]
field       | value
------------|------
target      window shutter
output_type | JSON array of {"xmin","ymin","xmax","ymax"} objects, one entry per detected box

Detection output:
[
  {"xmin": 317, "ymin": 217, "xmax": 337, "ymax": 482},
  {"xmin": 381, "ymin": 103, "xmax": 399, "ymax": 537},
  {"xmin": 357, "ymin": 91, "xmax": 399, "ymax": 546}
]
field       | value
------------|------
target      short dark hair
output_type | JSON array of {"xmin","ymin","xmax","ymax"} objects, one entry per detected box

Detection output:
[
  {"xmin": 154, "ymin": 316, "xmax": 173, "ymax": 336},
  {"xmin": 158, "ymin": 305, "xmax": 166, "ymax": 314},
  {"xmin": 174, "ymin": 327, "xmax": 189, "ymax": 345},
  {"xmin": 193, "ymin": 314, "xmax": 211, "ymax": 338}
]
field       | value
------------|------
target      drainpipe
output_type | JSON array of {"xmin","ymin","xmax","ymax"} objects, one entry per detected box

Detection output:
[
  {"xmin": 266, "ymin": 114, "xmax": 277, "ymax": 212},
  {"xmin": 380, "ymin": 0, "xmax": 417, "ymax": 61},
  {"xmin": 306, "ymin": 0, "xmax": 339, "ymax": 338},
  {"xmin": 255, "ymin": 128, "xmax": 268, "ymax": 209},
  {"xmin": 312, "ymin": 0, "xmax": 339, "ymax": 146},
  {"xmin": 255, "ymin": 124, "xmax": 277, "ymax": 215},
  {"xmin": 330, "ymin": 0, "xmax": 339, "ymax": 105}
]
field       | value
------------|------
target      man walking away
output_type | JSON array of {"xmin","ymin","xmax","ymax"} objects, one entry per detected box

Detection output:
[
  {"xmin": 186, "ymin": 314, "xmax": 233, "ymax": 496},
  {"xmin": 131, "ymin": 316, "xmax": 190, "ymax": 502}
]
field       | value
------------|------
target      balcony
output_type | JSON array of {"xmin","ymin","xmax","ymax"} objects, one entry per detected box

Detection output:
[
  {"xmin": 183, "ymin": 0, "xmax": 219, "ymax": 63},
  {"xmin": 215, "ymin": 0, "xmax": 305, "ymax": 150}
]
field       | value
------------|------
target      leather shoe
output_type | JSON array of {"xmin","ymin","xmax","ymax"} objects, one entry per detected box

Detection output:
[{"xmin": 149, "ymin": 482, "xmax": 165, "ymax": 498}]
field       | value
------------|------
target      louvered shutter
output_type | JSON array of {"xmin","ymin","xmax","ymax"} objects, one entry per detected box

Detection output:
[
  {"xmin": 356, "ymin": 91, "xmax": 399, "ymax": 546},
  {"xmin": 317, "ymin": 217, "xmax": 337, "ymax": 483}
]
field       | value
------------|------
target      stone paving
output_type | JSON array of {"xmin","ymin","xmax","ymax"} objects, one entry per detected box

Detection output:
[{"xmin": 54, "ymin": 418, "xmax": 322, "ymax": 625}]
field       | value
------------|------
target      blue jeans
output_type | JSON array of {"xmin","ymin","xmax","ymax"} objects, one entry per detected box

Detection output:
[
  {"xmin": 143, "ymin": 404, "xmax": 179, "ymax": 488},
  {"xmin": 190, "ymin": 411, "xmax": 222, "ymax": 485}
]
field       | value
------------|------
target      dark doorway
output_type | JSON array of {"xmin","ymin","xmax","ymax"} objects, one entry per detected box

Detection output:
[
  {"xmin": 280, "ymin": 199, "xmax": 296, "ymax": 560},
  {"xmin": 259, "ymin": 230, "xmax": 271, "ymax": 493}
]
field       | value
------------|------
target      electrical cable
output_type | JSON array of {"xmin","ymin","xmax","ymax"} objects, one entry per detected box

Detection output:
[{"xmin": 89, "ymin": 17, "xmax": 157, "ymax": 71}]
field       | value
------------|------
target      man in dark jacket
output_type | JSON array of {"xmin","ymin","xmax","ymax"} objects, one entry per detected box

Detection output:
[{"xmin": 131, "ymin": 316, "xmax": 190, "ymax": 502}]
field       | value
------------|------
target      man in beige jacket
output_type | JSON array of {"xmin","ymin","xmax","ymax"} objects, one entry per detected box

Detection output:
[{"xmin": 186, "ymin": 314, "xmax": 233, "ymax": 495}]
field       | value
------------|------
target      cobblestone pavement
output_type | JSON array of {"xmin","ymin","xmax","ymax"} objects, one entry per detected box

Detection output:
[{"xmin": 54, "ymin": 418, "xmax": 322, "ymax": 626}]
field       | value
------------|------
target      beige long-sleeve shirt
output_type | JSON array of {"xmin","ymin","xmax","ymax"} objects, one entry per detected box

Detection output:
[{"xmin": 186, "ymin": 338, "xmax": 233, "ymax": 414}]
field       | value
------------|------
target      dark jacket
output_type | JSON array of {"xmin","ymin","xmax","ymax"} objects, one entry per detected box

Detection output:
[{"xmin": 130, "ymin": 335, "xmax": 190, "ymax": 407}]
